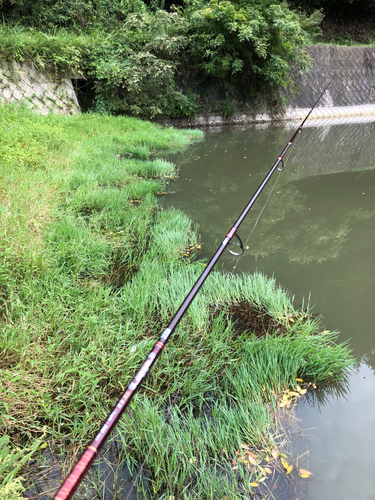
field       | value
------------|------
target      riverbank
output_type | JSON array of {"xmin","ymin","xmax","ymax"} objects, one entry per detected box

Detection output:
[{"xmin": 0, "ymin": 104, "xmax": 353, "ymax": 499}]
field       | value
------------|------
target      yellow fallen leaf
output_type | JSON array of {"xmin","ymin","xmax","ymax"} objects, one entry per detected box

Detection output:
[
  {"xmin": 286, "ymin": 464, "xmax": 293, "ymax": 474},
  {"xmin": 258, "ymin": 477, "xmax": 267, "ymax": 483},
  {"xmin": 281, "ymin": 458, "xmax": 289, "ymax": 470},
  {"xmin": 271, "ymin": 449, "xmax": 278, "ymax": 460},
  {"xmin": 241, "ymin": 443, "xmax": 249, "ymax": 450},
  {"xmin": 250, "ymin": 483, "xmax": 259, "ymax": 487},
  {"xmin": 279, "ymin": 401, "xmax": 287, "ymax": 408},
  {"xmin": 299, "ymin": 389, "xmax": 307, "ymax": 395},
  {"xmin": 296, "ymin": 385, "xmax": 302, "ymax": 392},
  {"xmin": 264, "ymin": 467, "xmax": 272, "ymax": 474},
  {"xmin": 301, "ymin": 473, "xmax": 311, "ymax": 478},
  {"xmin": 189, "ymin": 457, "xmax": 197, "ymax": 464},
  {"xmin": 283, "ymin": 394, "xmax": 289, "ymax": 401},
  {"xmin": 265, "ymin": 455, "xmax": 270, "ymax": 462},
  {"xmin": 258, "ymin": 465, "xmax": 267, "ymax": 476},
  {"xmin": 323, "ymin": 330, "xmax": 330, "ymax": 333},
  {"xmin": 288, "ymin": 391, "xmax": 300, "ymax": 397},
  {"xmin": 248, "ymin": 456, "xmax": 258, "ymax": 466},
  {"xmin": 296, "ymin": 378, "xmax": 303, "ymax": 382},
  {"xmin": 299, "ymin": 468, "xmax": 313, "ymax": 475}
]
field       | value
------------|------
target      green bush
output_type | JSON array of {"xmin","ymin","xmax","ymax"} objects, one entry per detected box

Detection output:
[
  {"xmin": 287, "ymin": 0, "xmax": 375, "ymax": 18},
  {"xmin": 0, "ymin": 1, "xmax": 323, "ymax": 116},
  {"xmin": 0, "ymin": 0, "xmax": 146, "ymax": 31},
  {"xmin": 185, "ymin": 0, "xmax": 322, "ymax": 86},
  {"xmin": 87, "ymin": 9, "xmax": 191, "ymax": 116}
]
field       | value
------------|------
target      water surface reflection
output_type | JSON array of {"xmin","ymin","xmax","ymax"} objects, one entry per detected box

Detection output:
[{"xmin": 163, "ymin": 120, "xmax": 375, "ymax": 500}]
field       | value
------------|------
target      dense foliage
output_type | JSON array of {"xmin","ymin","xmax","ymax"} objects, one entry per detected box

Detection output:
[
  {"xmin": 87, "ymin": 10, "xmax": 192, "ymax": 116},
  {"xmin": 0, "ymin": 0, "xmax": 323, "ymax": 116},
  {"xmin": 185, "ymin": 0, "xmax": 322, "ymax": 85},
  {"xmin": 0, "ymin": 0, "xmax": 146, "ymax": 30},
  {"xmin": 288, "ymin": 0, "xmax": 375, "ymax": 18}
]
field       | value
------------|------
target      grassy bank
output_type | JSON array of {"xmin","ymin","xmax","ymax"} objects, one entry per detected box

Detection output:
[{"xmin": 0, "ymin": 103, "xmax": 353, "ymax": 499}]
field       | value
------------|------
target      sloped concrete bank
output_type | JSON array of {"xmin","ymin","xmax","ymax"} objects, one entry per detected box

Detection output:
[
  {"xmin": 0, "ymin": 62, "xmax": 80, "ymax": 115},
  {"xmin": 156, "ymin": 45, "xmax": 375, "ymax": 128}
]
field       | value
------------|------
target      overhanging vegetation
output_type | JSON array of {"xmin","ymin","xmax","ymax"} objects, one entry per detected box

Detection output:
[{"xmin": 0, "ymin": 0, "xmax": 324, "ymax": 118}]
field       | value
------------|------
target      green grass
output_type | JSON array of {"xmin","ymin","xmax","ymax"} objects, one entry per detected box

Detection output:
[
  {"xmin": 0, "ymin": 434, "xmax": 44, "ymax": 500},
  {"xmin": 0, "ymin": 103, "xmax": 353, "ymax": 499},
  {"xmin": 0, "ymin": 25, "xmax": 96, "ymax": 75}
]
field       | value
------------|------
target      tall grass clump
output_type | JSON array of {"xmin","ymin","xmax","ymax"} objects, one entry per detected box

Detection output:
[
  {"xmin": 0, "ymin": 25, "xmax": 96, "ymax": 74},
  {"xmin": 0, "ymin": 102, "xmax": 353, "ymax": 498}
]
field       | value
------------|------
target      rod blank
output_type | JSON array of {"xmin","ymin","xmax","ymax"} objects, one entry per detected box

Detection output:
[{"xmin": 54, "ymin": 81, "xmax": 331, "ymax": 500}]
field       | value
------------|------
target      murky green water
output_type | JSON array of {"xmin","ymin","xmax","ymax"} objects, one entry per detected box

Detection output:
[{"xmin": 162, "ymin": 120, "xmax": 375, "ymax": 500}]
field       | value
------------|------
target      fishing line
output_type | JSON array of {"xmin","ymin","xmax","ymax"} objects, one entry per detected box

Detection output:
[
  {"xmin": 233, "ymin": 124, "xmax": 302, "ymax": 269},
  {"xmin": 54, "ymin": 82, "xmax": 331, "ymax": 500}
]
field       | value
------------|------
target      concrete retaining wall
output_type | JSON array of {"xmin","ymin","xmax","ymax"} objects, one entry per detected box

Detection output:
[
  {"xmin": 0, "ymin": 62, "xmax": 80, "ymax": 115},
  {"xmin": 288, "ymin": 45, "xmax": 375, "ymax": 108},
  {"xmin": 1, "ymin": 45, "xmax": 375, "ymax": 121},
  {"xmin": 157, "ymin": 45, "xmax": 375, "ymax": 127}
]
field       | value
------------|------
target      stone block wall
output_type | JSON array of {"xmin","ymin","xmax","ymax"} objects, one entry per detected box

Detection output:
[
  {"xmin": 156, "ymin": 45, "xmax": 375, "ymax": 127},
  {"xmin": 0, "ymin": 62, "xmax": 80, "ymax": 115},
  {"xmin": 2, "ymin": 45, "xmax": 375, "ymax": 123},
  {"xmin": 287, "ymin": 45, "xmax": 375, "ymax": 109}
]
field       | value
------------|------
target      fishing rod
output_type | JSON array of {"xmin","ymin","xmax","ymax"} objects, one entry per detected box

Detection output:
[{"xmin": 54, "ymin": 81, "xmax": 331, "ymax": 500}]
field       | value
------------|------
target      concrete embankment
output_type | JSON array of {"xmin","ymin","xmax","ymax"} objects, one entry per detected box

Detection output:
[
  {"xmin": 156, "ymin": 44, "xmax": 375, "ymax": 127},
  {"xmin": 1, "ymin": 45, "xmax": 374, "ymax": 124}
]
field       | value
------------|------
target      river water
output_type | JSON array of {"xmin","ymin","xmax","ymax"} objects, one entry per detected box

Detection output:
[{"xmin": 162, "ymin": 119, "xmax": 375, "ymax": 500}]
